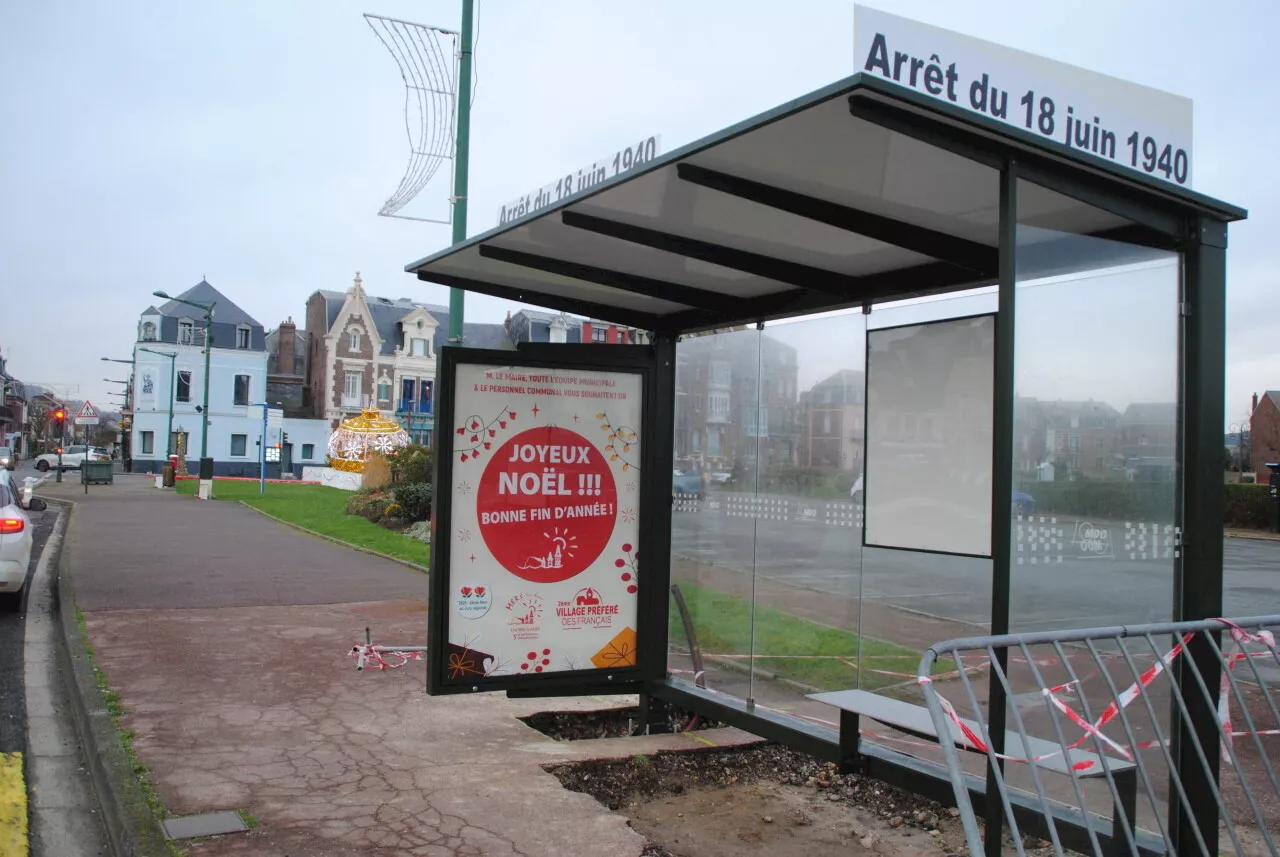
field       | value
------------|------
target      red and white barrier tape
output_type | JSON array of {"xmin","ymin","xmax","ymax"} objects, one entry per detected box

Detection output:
[
  {"xmin": 349, "ymin": 644, "xmax": 424, "ymax": 671},
  {"xmin": 919, "ymin": 620, "xmax": 1279, "ymax": 772}
]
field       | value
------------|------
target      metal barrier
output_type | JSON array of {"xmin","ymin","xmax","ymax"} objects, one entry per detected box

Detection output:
[{"xmin": 918, "ymin": 616, "xmax": 1280, "ymax": 857}]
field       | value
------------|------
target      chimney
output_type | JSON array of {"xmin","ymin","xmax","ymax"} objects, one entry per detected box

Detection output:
[
  {"xmin": 1252, "ymin": 392, "xmax": 1259, "ymax": 414},
  {"xmin": 504, "ymin": 310, "xmax": 512, "ymax": 330},
  {"xmin": 277, "ymin": 317, "xmax": 297, "ymax": 376}
]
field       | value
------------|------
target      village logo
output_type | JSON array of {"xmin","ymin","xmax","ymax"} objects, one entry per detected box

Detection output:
[
  {"xmin": 1072, "ymin": 521, "xmax": 1114, "ymax": 558},
  {"xmin": 455, "ymin": 583, "xmax": 493, "ymax": 619},
  {"xmin": 505, "ymin": 593, "xmax": 544, "ymax": 641},
  {"xmin": 555, "ymin": 587, "xmax": 621, "ymax": 631}
]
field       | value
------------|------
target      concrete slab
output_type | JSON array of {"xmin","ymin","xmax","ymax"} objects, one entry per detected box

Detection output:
[
  {"xmin": 29, "ymin": 754, "xmax": 96, "ymax": 810},
  {"xmin": 162, "ymin": 810, "xmax": 248, "ymax": 840}
]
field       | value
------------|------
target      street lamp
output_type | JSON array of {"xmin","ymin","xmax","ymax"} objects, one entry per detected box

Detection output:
[
  {"xmin": 101, "ymin": 357, "xmax": 134, "ymax": 364},
  {"xmin": 138, "ymin": 347, "xmax": 178, "ymax": 458},
  {"xmin": 153, "ymin": 291, "xmax": 216, "ymax": 495}
]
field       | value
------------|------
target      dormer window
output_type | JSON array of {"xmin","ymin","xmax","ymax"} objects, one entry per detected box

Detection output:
[
  {"xmin": 178, "ymin": 319, "xmax": 195, "ymax": 345},
  {"xmin": 410, "ymin": 337, "xmax": 428, "ymax": 357},
  {"xmin": 141, "ymin": 322, "xmax": 156, "ymax": 341},
  {"xmin": 348, "ymin": 330, "xmax": 360, "ymax": 352},
  {"xmin": 236, "ymin": 325, "xmax": 251, "ymax": 349}
]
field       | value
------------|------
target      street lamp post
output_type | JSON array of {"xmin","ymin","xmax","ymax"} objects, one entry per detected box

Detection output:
[
  {"xmin": 153, "ymin": 291, "xmax": 216, "ymax": 498},
  {"xmin": 138, "ymin": 347, "xmax": 178, "ymax": 461},
  {"xmin": 102, "ymin": 357, "xmax": 135, "ymax": 469}
]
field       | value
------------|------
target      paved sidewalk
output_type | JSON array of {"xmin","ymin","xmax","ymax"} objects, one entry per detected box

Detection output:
[{"xmin": 43, "ymin": 477, "xmax": 755, "ymax": 856}]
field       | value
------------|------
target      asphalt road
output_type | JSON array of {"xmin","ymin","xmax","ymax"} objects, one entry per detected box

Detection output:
[
  {"xmin": 672, "ymin": 494, "xmax": 1280, "ymax": 633},
  {"xmin": 0, "ymin": 484, "xmax": 57, "ymax": 756}
]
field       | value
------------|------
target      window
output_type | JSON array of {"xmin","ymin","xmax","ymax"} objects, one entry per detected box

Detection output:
[
  {"xmin": 411, "ymin": 337, "xmax": 428, "ymax": 356},
  {"xmin": 348, "ymin": 330, "xmax": 360, "ymax": 352},
  {"xmin": 141, "ymin": 322, "xmax": 156, "ymax": 341},
  {"xmin": 140, "ymin": 432, "xmax": 154, "ymax": 454},
  {"xmin": 419, "ymin": 379, "xmax": 433, "ymax": 413},
  {"xmin": 236, "ymin": 326, "xmax": 250, "ymax": 349},
  {"xmin": 301, "ymin": 443, "xmax": 315, "ymax": 460},
  {"xmin": 591, "ymin": 326, "xmax": 607, "ymax": 343},
  {"xmin": 178, "ymin": 319, "xmax": 194, "ymax": 345},
  {"xmin": 233, "ymin": 374, "xmax": 250, "ymax": 406},
  {"xmin": 401, "ymin": 378, "xmax": 415, "ymax": 410},
  {"xmin": 344, "ymin": 370, "xmax": 361, "ymax": 403},
  {"xmin": 377, "ymin": 380, "xmax": 391, "ymax": 402},
  {"xmin": 822, "ymin": 413, "xmax": 832, "ymax": 435},
  {"xmin": 176, "ymin": 371, "xmax": 192, "ymax": 402},
  {"xmin": 230, "ymin": 434, "xmax": 247, "ymax": 456},
  {"xmin": 710, "ymin": 360, "xmax": 732, "ymax": 389},
  {"xmin": 708, "ymin": 393, "xmax": 730, "ymax": 421}
]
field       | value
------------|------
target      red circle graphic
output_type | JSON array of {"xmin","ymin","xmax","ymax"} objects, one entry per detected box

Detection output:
[{"xmin": 477, "ymin": 426, "xmax": 617, "ymax": 583}]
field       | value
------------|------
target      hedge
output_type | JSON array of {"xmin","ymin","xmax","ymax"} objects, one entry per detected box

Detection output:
[
  {"xmin": 1016, "ymin": 480, "xmax": 1272, "ymax": 530},
  {"xmin": 1224, "ymin": 483, "xmax": 1272, "ymax": 530}
]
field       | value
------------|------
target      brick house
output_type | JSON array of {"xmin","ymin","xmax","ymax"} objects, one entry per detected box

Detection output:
[
  {"xmin": 1250, "ymin": 391, "xmax": 1280, "ymax": 477},
  {"xmin": 303, "ymin": 273, "xmax": 510, "ymax": 444},
  {"xmin": 799, "ymin": 369, "xmax": 864, "ymax": 471}
]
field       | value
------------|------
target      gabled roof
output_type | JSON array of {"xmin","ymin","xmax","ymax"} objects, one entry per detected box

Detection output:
[
  {"xmin": 155, "ymin": 280, "xmax": 263, "ymax": 328},
  {"xmin": 314, "ymin": 289, "xmax": 511, "ymax": 355}
]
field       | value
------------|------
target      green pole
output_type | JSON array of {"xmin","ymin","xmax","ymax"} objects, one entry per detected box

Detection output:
[
  {"xmin": 447, "ymin": 0, "xmax": 474, "ymax": 344},
  {"xmin": 166, "ymin": 356, "xmax": 175, "ymax": 457},
  {"xmin": 200, "ymin": 311, "xmax": 212, "ymax": 459}
]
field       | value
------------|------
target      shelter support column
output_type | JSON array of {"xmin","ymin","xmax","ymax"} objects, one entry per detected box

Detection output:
[
  {"xmin": 982, "ymin": 160, "xmax": 1017, "ymax": 857},
  {"xmin": 1170, "ymin": 217, "xmax": 1227, "ymax": 852},
  {"xmin": 639, "ymin": 333, "xmax": 677, "ymax": 681}
]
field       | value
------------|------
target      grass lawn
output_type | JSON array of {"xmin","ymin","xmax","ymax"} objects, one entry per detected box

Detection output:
[
  {"xmin": 670, "ymin": 582, "xmax": 936, "ymax": 692},
  {"xmin": 176, "ymin": 479, "xmax": 429, "ymax": 568}
]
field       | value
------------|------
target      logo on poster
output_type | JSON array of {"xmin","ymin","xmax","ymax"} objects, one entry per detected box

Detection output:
[
  {"xmin": 455, "ymin": 583, "xmax": 493, "ymax": 619},
  {"xmin": 556, "ymin": 587, "xmax": 620, "ymax": 631},
  {"xmin": 478, "ymin": 427, "xmax": 618, "ymax": 584},
  {"xmin": 506, "ymin": 593, "xmax": 544, "ymax": 640}
]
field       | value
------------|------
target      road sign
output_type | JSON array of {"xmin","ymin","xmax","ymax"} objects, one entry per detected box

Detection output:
[
  {"xmin": 75, "ymin": 401, "xmax": 101, "ymax": 426},
  {"xmin": 266, "ymin": 407, "xmax": 283, "ymax": 431}
]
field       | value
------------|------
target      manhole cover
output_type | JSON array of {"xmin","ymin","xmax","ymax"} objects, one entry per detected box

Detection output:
[{"xmin": 161, "ymin": 811, "xmax": 249, "ymax": 840}]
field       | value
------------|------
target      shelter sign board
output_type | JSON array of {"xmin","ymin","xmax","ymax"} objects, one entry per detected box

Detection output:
[
  {"xmin": 854, "ymin": 6, "xmax": 1194, "ymax": 187},
  {"xmin": 429, "ymin": 351, "xmax": 646, "ymax": 693},
  {"xmin": 498, "ymin": 135, "xmax": 662, "ymax": 225}
]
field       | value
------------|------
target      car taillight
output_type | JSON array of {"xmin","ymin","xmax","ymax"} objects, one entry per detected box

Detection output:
[{"xmin": 0, "ymin": 519, "xmax": 23, "ymax": 534}]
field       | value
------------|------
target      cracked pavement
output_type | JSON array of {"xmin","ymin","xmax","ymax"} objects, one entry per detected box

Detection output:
[{"xmin": 55, "ymin": 479, "xmax": 749, "ymax": 856}]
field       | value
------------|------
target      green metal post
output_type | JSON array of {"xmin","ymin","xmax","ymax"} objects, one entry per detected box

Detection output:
[
  {"xmin": 447, "ymin": 0, "xmax": 475, "ymax": 344},
  {"xmin": 166, "ymin": 357, "xmax": 175, "ymax": 457},
  {"xmin": 200, "ymin": 311, "xmax": 212, "ymax": 459}
]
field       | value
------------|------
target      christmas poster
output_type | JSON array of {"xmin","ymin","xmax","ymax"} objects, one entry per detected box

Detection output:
[{"xmin": 444, "ymin": 363, "xmax": 643, "ymax": 681}]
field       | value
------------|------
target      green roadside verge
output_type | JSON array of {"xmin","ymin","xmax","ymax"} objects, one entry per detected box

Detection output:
[
  {"xmin": 670, "ymin": 582, "xmax": 941, "ymax": 692},
  {"xmin": 176, "ymin": 479, "xmax": 429, "ymax": 567}
]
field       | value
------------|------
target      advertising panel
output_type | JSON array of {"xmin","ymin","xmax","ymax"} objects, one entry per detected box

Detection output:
[{"xmin": 428, "ymin": 349, "xmax": 652, "ymax": 694}]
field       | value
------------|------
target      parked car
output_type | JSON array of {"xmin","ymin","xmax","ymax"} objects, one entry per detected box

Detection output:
[
  {"xmin": 0, "ymin": 469, "xmax": 48, "ymax": 611},
  {"xmin": 672, "ymin": 469, "xmax": 704, "ymax": 500},
  {"xmin": 33, "ymin": 445, "xmax": 109, "ymax": 471},
  {"xmin": 850, "ymin": 474, "xmax": 864, "ymax": 504},
  {"xmin": 0, "ymin": 446, "xmax": 14, "ymax": 471}
]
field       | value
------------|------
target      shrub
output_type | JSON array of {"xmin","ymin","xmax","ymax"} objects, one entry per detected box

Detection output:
[
  {"xmin": 404, "ymin": 520, "xmax": 432, "ymax": 545},
  {"xmin": 394, "ymin": 482, "xmax": 433, "ymax": 523},
  {"xmin": 362, "ymin": 454, "xmax": 392, "ymax": 490},
  {"xmin": 390, "ymin": 443, "xmax": 433, "ymax": 485},
  {"xmin": 345, "ymin": 488, "xmax": 392, "ymax": 521},
  {"xmin": 383, "ymin": 503, "xmax": 403, "ymax": 518},
  {"xmin": 1225, "ymin": 483, "xmax": 1272, "ymax": 529}
]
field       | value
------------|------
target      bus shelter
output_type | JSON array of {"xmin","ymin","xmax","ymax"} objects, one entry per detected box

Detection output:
[{"xmin": 408, "ymin": 67, "xmax": 1246, "ymax": 855}]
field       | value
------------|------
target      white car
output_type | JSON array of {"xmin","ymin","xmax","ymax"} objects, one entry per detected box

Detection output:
[
  {"xmin": 0, "ymin": 470, "xmax": 48, "ymax": 612},
  {"xmin": 849, "ymin": 474, "xmax": 863, "ymax": 505},
  {"xmin": 33, "ymin": 445, "xmax": 109, "ymax": 472},
  {"xmin": 0, "ymin": 446, "xmax": 14, "ymax": 471}
]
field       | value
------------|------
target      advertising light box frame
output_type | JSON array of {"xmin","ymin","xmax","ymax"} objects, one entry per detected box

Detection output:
[{"xmin": 427, "ymin": 345, "xmax": 662, "ymax": 696}]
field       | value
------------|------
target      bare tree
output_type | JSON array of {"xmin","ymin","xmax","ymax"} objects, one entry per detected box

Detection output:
[{"xmin": 26, "ymin": 403, "xmax": 52, "ymax": 454}]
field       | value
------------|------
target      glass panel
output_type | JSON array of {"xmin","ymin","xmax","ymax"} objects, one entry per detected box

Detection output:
[
  {"xmin": 668, "ymin": 327, "xmax": 761, "ymax": 702},
  {"xmin": 1013, "ymin": 180, "xmax": 1180, "ymax": 631},
  {"xmin": 748, "ymin": 312, "xmax": 866, "ymax": 720},
  {"xmin": 1005, "ymin": 177, "xmax": 1182, "ymax": 838}
]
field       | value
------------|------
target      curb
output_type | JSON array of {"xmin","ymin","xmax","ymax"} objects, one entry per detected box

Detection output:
[
  {"xmin": 235, "ymin": 501, "xmax": 431, "ymax": 575},
  {"xmin": 46, "ymin": 499, "xmax": 171, "ymax": 857}
]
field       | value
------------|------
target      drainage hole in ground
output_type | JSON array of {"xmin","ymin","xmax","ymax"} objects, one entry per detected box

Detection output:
[{"xmin": 520, "ymin": 705, "xmax": 726, "ymax": 741}]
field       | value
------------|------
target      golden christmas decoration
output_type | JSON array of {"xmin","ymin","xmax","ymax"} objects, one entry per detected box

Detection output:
[{"xmin": 326, "ymin": 407, "xmax": 410, "ymax": 473}]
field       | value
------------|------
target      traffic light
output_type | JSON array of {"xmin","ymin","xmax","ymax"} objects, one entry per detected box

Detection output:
[
  {"xmin": 52, "ymin": 408, "xmax": 66, "ymax": 437},
  {"xmin": 281, "ymin": 432, "xmax": 289, "ymax": 445}
]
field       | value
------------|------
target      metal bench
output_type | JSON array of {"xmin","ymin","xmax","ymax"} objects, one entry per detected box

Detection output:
[{"xmin": 809, "ymin": 689, "xmax": 1138, "ymax": 853}]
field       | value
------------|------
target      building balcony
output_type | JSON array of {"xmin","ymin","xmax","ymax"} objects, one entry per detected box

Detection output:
[
  {"xmin": 397, "ymin": 399, "xmax": 432, "ymax": 415},
  {"xmin": 341, "ymin": 395, "xmax": 362, "ymax": 409}
]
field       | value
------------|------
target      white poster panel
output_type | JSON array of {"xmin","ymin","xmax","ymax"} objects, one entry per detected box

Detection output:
[
  {"xmin": 444, "ymin": 364, "xmax": 642, "ymax": 680},
  {"xmin": 864, "ymin": 315, "xmax": 994, "ymax": 556},
  {"xmin": 854, "ymin": 6, "xmax": 1194, "ymax": 188}
]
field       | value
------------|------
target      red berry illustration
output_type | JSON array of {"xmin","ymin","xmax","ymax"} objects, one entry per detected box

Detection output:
[
  {"xmin": 534, "ymin": 666, "xmax": 543, "ymax": 673},
  {"xmin": 627, "ymin": 585, "xmax": 638, "ymax": 594},
  {"xmin": 470, "ymin": 434, "xmax": 478, "ymax": 443},
  {"xmin": 488, "ymin": 429, "xmax": 496, "ymax": 437},
  {"xmin": 509, "ymin": 411, "xmax": 517, "ymax": 419},
  {"xmin": 521, "ymin": 663, "xmax": 529, "ymax": 670},
  {"xmin": 542, "ymin": 648, "xmax": 551, "ymax": 655},
  {"xmin": 542, "ymin": 658, "xmax": 550, "ymax": 666},
  {"xmin": 456, "ymin": 427, "xmax": 465, "ymax": 435},
  {"xmin": 527, "ymin": 651, "xmax": 536, "ymax": 660},
  {"xmin": 499, "ymin": 420, "xmax": 507, "ymax": 429},
  {"xmin": 614, "ymin": 559, "xmax": 625, "ymax": 568},
  {"xmin": 622, "ymin": 543, "xmax": 633, "ymax": 552},
  {"xmin": 621, "ymin": 573, "xmax": 632, "ymax": 582}
]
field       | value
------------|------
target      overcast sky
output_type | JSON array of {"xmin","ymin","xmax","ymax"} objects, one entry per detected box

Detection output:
[{"xmin": 1, "ymin": 0, "xmax": 1275, "ymax": 424}]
